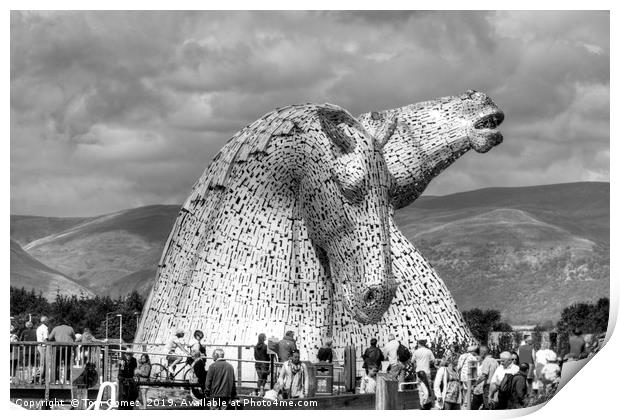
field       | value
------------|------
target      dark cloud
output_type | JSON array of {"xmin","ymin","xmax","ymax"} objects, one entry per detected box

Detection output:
[{"xmin": 10, "ymin": 11, "xmax": 609, "ymax": 216}]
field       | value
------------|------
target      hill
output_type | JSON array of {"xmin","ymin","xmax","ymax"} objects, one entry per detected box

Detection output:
[
  {"xmin": 395, "ymin": 182, "xmax": 609, "ymax": 323},
  {"xmin": 10, "ymin": 239, "xmax": 95, "ymax": 300},
  {"xmin": 10, "ymin": 182, "xmax": 609, "ymax": 323},
  {"xmin": 21, "ymin": 205, "xmax": 179, "ymax": 296}
]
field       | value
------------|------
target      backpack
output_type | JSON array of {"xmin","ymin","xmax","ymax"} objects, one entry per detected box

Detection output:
[
  {"xmin": 499, "ymin": 373, "xmax": 514, "ymax": 394},
  {"xmin": 397, "ymin": 342, "xmax": 411, "ymax": 362}
]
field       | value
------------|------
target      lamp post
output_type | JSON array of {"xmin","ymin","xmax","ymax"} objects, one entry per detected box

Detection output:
[
  {"xmin": 105, "ymin": 312, "xmax": 119, "ymax": 341},
  {"xmin": 117, "ymin": 314, "xmax": 123, "ymax": 353}
]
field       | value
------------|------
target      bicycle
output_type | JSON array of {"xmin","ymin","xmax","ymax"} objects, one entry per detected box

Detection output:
[{"xmin": 149, "ymin": 354, "xmax": 204, "ymax": 399}]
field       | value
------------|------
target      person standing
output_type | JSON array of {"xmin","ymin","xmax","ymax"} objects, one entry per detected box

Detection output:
[
  {"xmin": 518, "ymin": 337, "xmax": 536, "ymax": 395},
  {"xmin": 434, "ymin": 357, "xmax": 462, "ymax": 410},
  {"xmin": 135, "ymin": 353, "xmax": 152, "ymax": 409},
  {"xmin": 412, "ymin": 339, "xmax": 435, "ymax": 405},
  {"xmin": 317, "ymin": 337, "xmax": 334, "ymax": 363},
  {"xmin": 205, "ymin": 349, "xmax": 237, "ymax": 410},
  {"xmin": 20, "ymin": 321, "xmax": 38, "ymax": 379},
  {"xmin": 254, "ymin": 333, "xmax": 270, "ymax": 396},
  {"xmin": 471, "ymin": 345, "xmax": 498, "ymax": 410},
  {"xmin": 48, "ymin": 320, "xmax": 76, "ymax": 383},
  {"xmin": 509, "ymin": 363, "xmax": 529, "ymax": 409},
  {"xmin": 277, "ymin": 331, "xmax": 297, "ymax": 362},
  {"xmin": 117, "ymin": 351, "xmax": 138, "ymax": 410},
  {"xmin": 383, "ymin": 334, "xmax": 400, "ymax": 372},
  {"xmin": 457, "ymin": 345, "xmax": 479, "ymax": 408},
  {"xmin": 568, "ymin": 329, "xmax": 586, "ymax": 360},
  {"xmin": 359, "ymin": 364, "xmax": 378, "ymax": 394},
  {"xmin": 362, "ymin": 338, "xmax": 384, "ymax": 373},
  {"xmin": 36, "ymin": 316, "xmax": 49, "ymax": 382},
  {"xmin": 277, "ymin": 349, "xmax": 307, "ymax": 399},
  {"xmin": 489, "ymin": 351, "xmax": 519, "ymax": 409}
]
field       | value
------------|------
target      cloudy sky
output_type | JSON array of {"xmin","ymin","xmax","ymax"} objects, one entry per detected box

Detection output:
[{"xmin": 10, "ymin": 10, "xmax": 609, "ymax": 217}]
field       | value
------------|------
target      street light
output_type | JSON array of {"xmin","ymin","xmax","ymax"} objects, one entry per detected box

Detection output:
[
  {"xmin": 117, "ymin": 314, "xmax": 123, "ymax": 353},
  {"xmin": 105, "ymin": 312, "xmax": 119, "ymax": 341}
]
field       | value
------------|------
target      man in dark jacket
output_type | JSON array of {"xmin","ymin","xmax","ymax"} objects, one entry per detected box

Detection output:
[
  {"xmin": 205, "ymin": 349, "xmax": 237, "ymax": 410},
  {"xmin": 277, "ymin": 331, "xmax": 297, "ymax": 362},
  {"xmin": 117, "ymin": 351, "xmax": 138, "ymax": 410},
  {"xmin": 509, "ymin": 363, "xmax": 529, "ymax": 409},
  {"xmin": 362, "ymin": 338, "xmax": 384, "ymax": 373},
  {"xmin": 568, "ymin": 329, "xmax": 586, "ymax": 360}
]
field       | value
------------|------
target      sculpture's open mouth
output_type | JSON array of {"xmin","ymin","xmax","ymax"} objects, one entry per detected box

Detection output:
[
  {"xmin": 474, "ymin": 110, "xmax": 504, "ymax": 131},
  {"xmin": 470, "ymin": 109, "xmax": 504, "ymax": 153}
]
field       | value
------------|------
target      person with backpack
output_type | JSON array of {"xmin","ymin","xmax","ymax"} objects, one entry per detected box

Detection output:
[
  {"xmin": 489, "ymin": 351, "xmax": 519, "ymax": 409},
  {"xmin": 362, "ymin": 338, "xmax": 384, "ymax": 373},
  {"xmin": 509, "ymin": 363, "xmax": 529, "ymax": 408}
]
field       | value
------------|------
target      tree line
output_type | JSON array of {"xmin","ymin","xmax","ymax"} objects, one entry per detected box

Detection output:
[
  {"xmin": 10, "ymin": 286, "xmax": 609, "ymax": 346},
  {"xmin": 10, "ymin": 287, "xmax": 144, "ymax": 343}
]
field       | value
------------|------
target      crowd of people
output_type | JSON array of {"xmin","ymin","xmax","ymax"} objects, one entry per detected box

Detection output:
[{"xmin": 10, "ymin": 315, "xmax": 604, "ymax": 410}]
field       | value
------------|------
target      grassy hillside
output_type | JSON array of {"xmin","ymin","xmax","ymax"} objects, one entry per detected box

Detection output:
[
  {"xmin": 10, "ymin": 239, "xmax": 95, "ymax": 300},
  {"xmin": 10, "ymin": 215, "xmax": 92, "ymax": 246},
  {"xmin": 23, "ymin": 205, "xmax": 179, "ymax": 296},
  {"xmin": 10, "ymin": 182, "xmax": 609, "ymax": 324},
  {"xmin": 395, "ymin": 182, "xmax": 609, "ymax": 323}
]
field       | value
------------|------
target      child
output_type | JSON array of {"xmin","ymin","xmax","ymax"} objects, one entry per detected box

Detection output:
[{"xmin": 360, "ymin": 364, "xmax": 378, "ymax": 394}]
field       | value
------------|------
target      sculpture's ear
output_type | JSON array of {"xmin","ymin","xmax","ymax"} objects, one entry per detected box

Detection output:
[
  {"xmin": 317, "ymin": 106, "xmax": 362, "ymax": 154},
  {"xmin": 368, "ymin": 111, "xmax": 398, "ymax": 149}
]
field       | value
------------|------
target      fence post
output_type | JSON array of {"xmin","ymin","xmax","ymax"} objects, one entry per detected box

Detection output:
[
  {"xmin": 375, "ymin": 373, "xmax": 398, "ymax": 410},
  {"xmin": 270, "ymin": 354, "xmax": 275, "ymax": 389},
  {"xmin": 237, "ymin": 346, "xmax": 243, "ymax": 390}
]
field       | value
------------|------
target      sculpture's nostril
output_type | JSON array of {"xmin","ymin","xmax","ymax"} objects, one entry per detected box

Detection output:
[{"xmin": 364, "ymin": 290, "xmax": 376, "ymax": 305}]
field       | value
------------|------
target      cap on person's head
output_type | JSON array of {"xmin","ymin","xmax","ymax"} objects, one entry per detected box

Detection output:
[
  {"xmin": 40, "ymin": 316, "xmax": 48, "ymax": 323},
  {"xmin": 499, "ymin": 351, "xmax": 511, "ymax": 360},
  {"xmin": 519, "ymin": 363, "xmax": 529, "ymax": 373},
  {"xmin": 175, "ymin": 328, "xmax": 185, "ymax": 336},
  {"xmin": 25, "ymin": 321, "xmax": 33, "ymax": 328}
]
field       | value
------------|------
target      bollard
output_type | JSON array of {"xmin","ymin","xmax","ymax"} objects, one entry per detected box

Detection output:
[{"xmin": 375, "ymin": 373, "xmax": 398, "ymax": 410}]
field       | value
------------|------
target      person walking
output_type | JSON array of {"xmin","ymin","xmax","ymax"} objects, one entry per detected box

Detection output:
[
  {"xmin": 383, "ymin": 334, "xmax": 400, "ymax": 372},
  {"xmin": 317, "ymin": 337, "xmax": 334, "ymax": 363},
  {"xmin": 489, "ymin": 351, "xmax": 519, "ymax": 409},
  {"xmin": 48, "ymin": 320, "xmax": 76, "ymax": 383},
  {"xmin": 205, "ymin": 349, "xmax": 237, "ymax": 409},
  {"xmin": 362, "ymin": 338, "xmax": 384, "ymax": 373},
  {"xmin": 277, "ymin": 331, "xmax": 297, "ymax": 362},
  {"xmin": 254, "ymin": 333, "xmax": 270, "ymax": 396},
  {"xmin": 471, "ymin": 345, "xmax": 498, "ymax": 410},
  {"xmin": 412, "ymin": 339, "xmax": 435, "ymax": 405},
  {"xmin": 36, "ymin": 316, "xmax": 49, "ymax": 382},
  {"xmin": 277, "ymin": 349, "xmax": 307, "ymax": 399}
]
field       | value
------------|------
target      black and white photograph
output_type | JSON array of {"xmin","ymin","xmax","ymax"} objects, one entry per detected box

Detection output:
[{"xmin": 8, "ymin": 8, "xmax": 611, "ymax": 413}]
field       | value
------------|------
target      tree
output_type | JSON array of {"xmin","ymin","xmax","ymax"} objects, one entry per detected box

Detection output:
[
  {"xmin": 557, "ymin": 297, "xmax": 609, "ymax": 336},
  {"xmin": 462, "ymin": 308, "xmax": 513, "ymax": 344}
]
